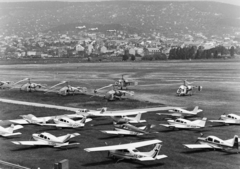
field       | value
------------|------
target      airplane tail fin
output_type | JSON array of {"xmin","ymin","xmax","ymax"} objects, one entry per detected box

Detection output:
[
  {"xmin": 134, "ymin": 113, "xmax": 142, "ymax": 123},
  {"xmin": 232, "ymin": 135, "xmax": 239, "ymax": 149},
  {"xmin": 79, "ymin": 116, "xmax": 87, "ymax": 124},
  {"xmin": 192, "ymin": 106, "xmax": 199, "ymax": 114},
  {"xmin": 196, "ymin": 117, "xmax": 207, "ymax": 127},
  {"xmin": 143, "ymin": 124, "xmax": 153, "ymax": 132},
  {"xmin": 8, "ymin": 124, "xmax": 15, "ymax": 133},
  {"xmin": 100, "ymin": 107, "xmax": 107, "ymax": 114},
  {"xmin": 149, "ymin": 143, "xmax": 162, "ymax": 158}
]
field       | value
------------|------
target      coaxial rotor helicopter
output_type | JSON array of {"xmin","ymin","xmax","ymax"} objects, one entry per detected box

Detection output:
[
  {"xmin": 11, "ymin": 78, "xmax": 47, "ymax": 92},
  {"xmin": 93, "ymin": 84, "xmax": 134, "ymax": 101},
  {"xmin": 176, "ymin": 80, "xmax": 202, "ymax": 96},
  {"xmin": 44, "ymin": 81, "xmax": 87, "ymax": 96},
  {"xmin": 114, "ymin": 74, "xmax": 138, "ymax": 90}
]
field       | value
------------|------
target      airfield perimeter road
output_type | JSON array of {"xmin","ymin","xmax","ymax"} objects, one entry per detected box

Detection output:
[{"xmin": 0, "ymin": 60, "xmax": 240, "ymax": 169}]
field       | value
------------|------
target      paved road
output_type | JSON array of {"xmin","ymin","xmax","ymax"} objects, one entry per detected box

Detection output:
[{"xmin": 0, "ymin": 98, "xmax": 177, "ymax": 113}]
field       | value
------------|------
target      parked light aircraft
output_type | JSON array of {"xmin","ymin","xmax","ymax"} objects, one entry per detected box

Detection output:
[
  {"xmin": 157, "ymin": 106, "xmax": 203, "ymax": 118},
  {"xmin": 9, "ymin": 114, "xmax": 54, "ymax": 125},
  {"xmin": 176, "ymin": 80, "xmax": 202, "ymax": 96},
  {"xmin": 209, "ymin": 113, "xmax": 240, "ymax": 125},
  {"xmin": 0, "ymin": 124, "xmax": 23, "ymax": 137},
  {"xmin": 67, "ymin": 107, "xmax": 146, "ymax": 120},
  {"xmin": 101, "ymin": 123, "xmax": 157, "ymax": 136},
  {"xmin": 39, "ymin": 116, "xmax": 92, "ymax": 128},
  {"xmin": 184, "ymin": 134, "xmax": 239, "ymax": 152},
  {"xmin": 12, "ymin": 78, "xmax": 47, "ymax": 92},
  {"xmin": 160, "ymin": 117, "xmax": 207, "ymax": 129},
  {"xmin": 45, "ymin": 81, "xmax": 87, "ymax": 96},
  {"xmin": 84, "ymin": 139, "xmax": 167, "ymax": 162},
  {"xmin": 12, "ymin": 132, "xmax": 80, "ymax": 148},
  {"xmin": 93, "ymin": 84, "xmax": 134, "ymax": 101},
  {"xmin": 112, "ymin": 113, "xmax": 146, "ymax": 124},
  {"xmin": 114, "ymin": 75, "xmax": 138, "ymax": 90}
]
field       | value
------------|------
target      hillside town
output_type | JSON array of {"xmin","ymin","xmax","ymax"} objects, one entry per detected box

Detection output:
[{"xmin": 0, "ymin": 27, "xmax": 239, "ymax": 61}]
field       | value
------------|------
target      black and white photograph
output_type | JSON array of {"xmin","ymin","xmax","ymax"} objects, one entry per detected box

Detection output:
[{"xmin": 0, "ymin": 0, "xmax": 240, "ymax": 168}]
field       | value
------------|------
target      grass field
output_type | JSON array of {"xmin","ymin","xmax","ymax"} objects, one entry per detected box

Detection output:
[{"xmin": 0, "ymin": 60, "xmax": 240, "ymax": 169}]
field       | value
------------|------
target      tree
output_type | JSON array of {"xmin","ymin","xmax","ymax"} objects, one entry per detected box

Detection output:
[
  {"xmin": 230, "ymin": 46, "xmax": 235, "ymax": 57},
  {"xmin": 130, "ymin": 55, "xmax": 136, "ymax": 61}
]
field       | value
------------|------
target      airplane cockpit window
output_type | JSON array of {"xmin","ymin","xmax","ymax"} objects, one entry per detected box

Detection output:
[
  {"xmin": 207, "ymin": 137, "xmax": 213, "ymax": 142},
  {"xmin": 39, "ymin": 134, "xmax": 44, "ymax": 138},
  {"xmin": 122, "ymin": 150, "xmax": 129, "ymax": 153},
  {"xmin": 214, "ymin": 139, "xmax": 220, "ymax": 144},
  {"xmin": 133, "ymin": 149, "xmax": 139, "ymax": 152},
  {"xmin": 227, "ymin": 115, "xmax": 231, "ymax": 118},
  {"xmin": 176, "ymin": 120, "xmax": 180, "ymax": 123}
]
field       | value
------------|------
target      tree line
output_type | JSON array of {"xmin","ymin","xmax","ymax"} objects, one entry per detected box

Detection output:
[{"xmin": 168, "ymin": 45, "xmax": 235, "ymax": 60}]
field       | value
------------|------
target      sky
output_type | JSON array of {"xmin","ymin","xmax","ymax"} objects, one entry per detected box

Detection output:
[{"xmin": 0, "ymin": 0, "xmax": 239, "ymax": 6}]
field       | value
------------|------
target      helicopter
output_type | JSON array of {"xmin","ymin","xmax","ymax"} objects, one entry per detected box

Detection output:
[
  {"xmin": 176, "ymin": 80, "xmax": 202, "ymax": 96},
  {"xmin": 93, "ymin": 84, "xmax": 134, "ymax": 101},
  {"xmin": 44, "ymin": 81, "xmax": 87, "ymax": 96},
  {"xmin": 0, "ymin": 81, "xmax": 11, "ymax": 89},
  {"xmin": 114, "ymin": 74, "xmax": 138, "ymax": 90},
  {"xmin": 11, "ymin": 78, "xmax": 47, "ymax": 92}
]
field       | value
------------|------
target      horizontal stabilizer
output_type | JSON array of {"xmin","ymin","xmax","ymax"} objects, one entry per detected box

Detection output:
[
  {"xmin": 2, "ymin": 132, "xmax": 22, "ymax": 137},
  {"xmin": 183, "ymin": 144, "xmax": 213, "ymax": 149},
  {"xmin": 138, "ymin": 155, "xmax": 167, "ymax": 161},
  {"xmin": 130, "ymin": 120, "xmax": 147, "ymax": 123}
]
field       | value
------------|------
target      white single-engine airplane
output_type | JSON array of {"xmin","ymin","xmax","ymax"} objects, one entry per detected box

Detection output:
[
  {"xmin": 157, "ymin": 106, "xmax": 203, "ymax": 118},
  {"xmin": 11, "ymin": 78, "xmax": 47, "ymax": 92},
  {"xmin": 101, "ymin": 123, "xmax": 157, "ymax": 136},
  {"xmin": 209, "ymin": 113, "xmax": 240, "ymax": 125},
  {"xmin": 0, "ymin": 124, "xmax": 23, "ymax": 137},
  {"xmin": 176, "ymin": 80, "xmax": 202, "ymax": 96},
  {"xmin": 12, "ymin": 132, "xmax": 80, "ymax": 148},
  {"xmin": 112, "ymin": 113, "xmax": 146, "ymax": 124},
  {"xmin": 9, "ymin": 114, "xmax": 54, "ymax": 125},
  {"xmin": 93, "ymin": 84, "xmax": 134, "ymax": 101},
  {"xmin": 160, "ymin": 117, "xmax": 207, "ymax": 129},
  {"xmin": 45, "ymin": 81, "xmax": 87, "ymax": 96},
  {"xmin": 84, "ymin": 139, "xmax": 167, "ymax": 162},
  {"xmin": 39, "ymin": 116, "xmax": 92, "ymax": 128},
  {"xmin": 184, "ymin": 134, "xmax": 239, "ymax": 152},
  {"xmin": 66, "ymin": 107, "xmax": 147, "ymax": 121}
]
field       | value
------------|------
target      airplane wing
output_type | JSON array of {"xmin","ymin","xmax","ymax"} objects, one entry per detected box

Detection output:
[
  {"xmin": 101, "ymin": 130, "xmax": 137, "ymax": 135},
  {"xmin": 84, "ymin": 139, "xmax": 161, "ymax": 152},
  {"xmin": 138, "ymin": 155, "xmax": 167, "ymax": 161},
  {"xmin": 12, "ymin": 141, "xmax": 49, "ymax": 146},
  {"xmin": 11, "ymin": 125, "xmax": 23, "ymax": 131},
  {"xmin": 9, "ymin": 119, "xmax": 29, "ymax": 124},
  {"xmin": 111, "ymin": 107, "xmax": 180, "ymax": 114},
  {"xmin": 129, "ymin": 120, "xmax": 147, "ymax": 123},
  {"xmin": 1, "ymin": 132, "xmax": 22, "ymax": 137},
  {"xmin": 157, "ymin": 113, "xmax": 182, "ymax": 117},
  {"xmin": 160, "ymin": 124, "xmax": 190, "ymax": 129},
  {"xmin": 94, "ymin": 111, "xmax": 146, "ymax": 117},
  {"xmin": 159, "ymin": 124, "xmax": 176, "ymax": 128},
  {"xmin": 40, "ymin": 123, "xmax": 74, "ymax": 128},
  {"xmin": 64, "ymin": 114, "xmax": 84, "ymax": 118},
  {"xmin": 183, "ymin": 144, "xmax": 213, "ymax": 149},
  {"xmin": 209, "ymin": 120, "xmax": 237, "ymax": 124}
]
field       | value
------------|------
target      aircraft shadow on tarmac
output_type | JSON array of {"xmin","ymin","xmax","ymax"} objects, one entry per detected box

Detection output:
[
  {"xmin": 98, "ymin": 135, "xmax": 156, "ymax": 140},
  {"xmin": 82, "ymin": 158, "xmax": 164, "ymax": 168}
]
